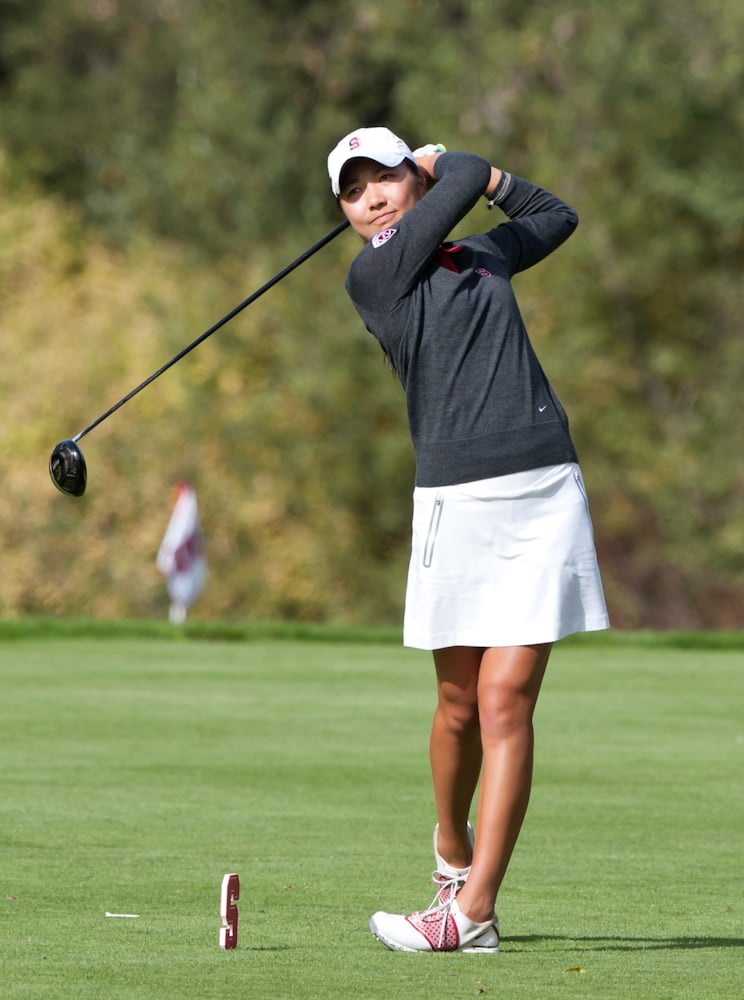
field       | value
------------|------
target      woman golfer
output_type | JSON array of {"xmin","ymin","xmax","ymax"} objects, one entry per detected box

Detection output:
[{"xmin": 327, "ymin": 127, "xmax": 609, "ymax": 952}]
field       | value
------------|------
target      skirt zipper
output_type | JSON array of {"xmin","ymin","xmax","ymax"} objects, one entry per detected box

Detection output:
[{"xmin": 423, "ymin": 496, "xmax": 444, "ymax": 568}]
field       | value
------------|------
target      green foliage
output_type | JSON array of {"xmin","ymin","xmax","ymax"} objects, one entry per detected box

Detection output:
[
  {"xmin": 0, "ymin": 166, "xmax": 413, "ymax": 622},
  {"xmin": 1, "ymin": 0, "xmax": 743, "ymax": 625}
]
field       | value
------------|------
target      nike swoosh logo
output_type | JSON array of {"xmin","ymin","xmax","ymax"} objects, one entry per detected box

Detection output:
[{"xmin": 538, "ymin": 404, "xmax": 548, "ymax": 412}]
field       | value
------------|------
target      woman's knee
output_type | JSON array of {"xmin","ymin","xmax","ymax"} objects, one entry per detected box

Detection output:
[
  {"xmin": 436, "ymin": 685, "xmax": 480, "ymax": 736},
  {"xmin": 477, "ymin": 684, "xmax": 532, "ymax": 741},
  {"xmin": 433, "ymin": 646, "xmax": 482, "ymax": 736},
  {"xmin": 477, "ymin": 645, "xmax": 550, "ymax": 740},
  {"xmin": 439, "ymin": 700, "xmax": 480, "ymax": 738}
]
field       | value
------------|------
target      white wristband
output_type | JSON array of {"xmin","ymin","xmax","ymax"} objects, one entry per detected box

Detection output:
[{"xmin": 486, "ymin": 171, "xmax": 512, "ymax": 209}]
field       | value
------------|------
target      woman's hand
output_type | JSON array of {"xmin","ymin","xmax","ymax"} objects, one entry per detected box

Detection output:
[
  {"xmin": 412, "ymin": 143, "xmax": 446, "ymax": 190},
  {"xmin": 413, "ymin": 144, "xmax": 503, "ymax": 199}
]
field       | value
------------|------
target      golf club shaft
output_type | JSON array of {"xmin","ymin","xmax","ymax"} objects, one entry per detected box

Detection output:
[{"xmin": 72, "ymin": 219, "xmax": 350, "ymax": 444}]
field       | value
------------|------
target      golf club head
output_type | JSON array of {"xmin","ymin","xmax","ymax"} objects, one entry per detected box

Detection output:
[{"xmin": 49, "ymin": 439, "xmax": 87, "ymax": 497}]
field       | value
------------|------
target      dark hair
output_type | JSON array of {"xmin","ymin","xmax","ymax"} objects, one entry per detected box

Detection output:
[{"xmin": 382, "ymin": 350, "xmax": 397, "ymax": 378}]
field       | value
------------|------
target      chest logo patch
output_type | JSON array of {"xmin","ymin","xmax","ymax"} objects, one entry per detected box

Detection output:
[
  {"xmin": 371, "ymin": 228, "xmax": 397, "ymax": 248},
  {"xmin": 476, "ymin": 267, "xmax": 492, "ymax": 278}
]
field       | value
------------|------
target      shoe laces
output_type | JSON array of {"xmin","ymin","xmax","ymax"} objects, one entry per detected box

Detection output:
[
  {"xmin": 410, "ymin": 873, "xmax": 498, "ymax": 951},
  {"xmin": 409, "ymin": 873, "xmax": 460, "ymax": 949},
  {"xmin": 432, "ymin": 868, "xmax": 466, "ymax": 901}
]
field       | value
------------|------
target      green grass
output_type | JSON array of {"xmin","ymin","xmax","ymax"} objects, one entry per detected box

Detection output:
[{"xmin": 1, "ymin": 624, "xmax": 743, "ymax": 998}]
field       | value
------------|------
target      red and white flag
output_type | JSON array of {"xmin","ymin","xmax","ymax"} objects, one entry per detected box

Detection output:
[{"xmin": 156, "ymin": 483, "xmax": 207, "ymax": 623}]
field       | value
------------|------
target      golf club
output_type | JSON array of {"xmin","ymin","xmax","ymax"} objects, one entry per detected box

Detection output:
[{"xmin": 49, "ymin": 218, "xmax": 350, "ymax": 497}]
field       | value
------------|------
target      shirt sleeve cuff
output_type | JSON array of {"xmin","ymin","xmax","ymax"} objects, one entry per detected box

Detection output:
[{"xmin": 486, "ymin": 171, "xmax": 513, "ymax": 209}]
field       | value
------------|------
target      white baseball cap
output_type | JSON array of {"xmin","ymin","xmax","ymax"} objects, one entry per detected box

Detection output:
[{"xmin": 327, "ymin": 126, "xmax": 415, "ymax": 197}]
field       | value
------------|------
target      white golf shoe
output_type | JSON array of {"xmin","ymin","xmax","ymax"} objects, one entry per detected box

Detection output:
[{"xmin": 370, "ymin": 894, "xmax": 500, "ymax": 953}]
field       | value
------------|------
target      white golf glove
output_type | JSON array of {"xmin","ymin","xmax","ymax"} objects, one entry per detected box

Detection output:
[{"xmin": 412, "ymin": 143, "xmax": 447, "ymax": 157}]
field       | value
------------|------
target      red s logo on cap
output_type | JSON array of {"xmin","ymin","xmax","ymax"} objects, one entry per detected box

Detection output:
[{"xmin": 349, "ymin": 137, "xmax": 361, "ymax": 150}]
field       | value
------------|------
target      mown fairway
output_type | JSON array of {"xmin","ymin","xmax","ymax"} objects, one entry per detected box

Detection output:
[{"xmin": 2, "ymin": 624, "xmax": 742, "ymax": 998}]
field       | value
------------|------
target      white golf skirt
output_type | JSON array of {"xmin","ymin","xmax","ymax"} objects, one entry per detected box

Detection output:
[{"xmin": 403, "ymin": 463, "xmax": 609, "ymax": 650}]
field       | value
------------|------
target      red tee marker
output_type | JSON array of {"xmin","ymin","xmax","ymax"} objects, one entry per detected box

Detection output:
[{"xmin": 219, "ymin": 873, "xmax": 240, "ymax": 949}]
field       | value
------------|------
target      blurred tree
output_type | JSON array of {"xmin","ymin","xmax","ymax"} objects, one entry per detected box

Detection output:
[{"xmin": 1, "ymin": 0, "xmax": 742, "ymax": 626}]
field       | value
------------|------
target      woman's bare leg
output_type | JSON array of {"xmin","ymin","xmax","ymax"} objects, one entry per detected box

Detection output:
[
  {"xmin": 455, "ymin": 643, "xmax": 552, "ymax": 922},
  {"xmin": 430, "ymin": 646, "xmax": 483, "ymax": 869}
]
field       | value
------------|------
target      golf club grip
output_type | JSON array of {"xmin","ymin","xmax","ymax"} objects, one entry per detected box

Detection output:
[{"xmin": 73, "ymin": 218, "xmax": 351, "ymax": 443}]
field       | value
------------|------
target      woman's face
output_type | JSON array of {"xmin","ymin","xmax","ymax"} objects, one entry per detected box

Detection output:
[{"xmin": 338, "ymin": 158, "xmax": 425, "ymax": 242}]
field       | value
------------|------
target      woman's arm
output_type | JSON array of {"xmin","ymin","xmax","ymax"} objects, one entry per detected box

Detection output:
[
  {"xmin": 415, "ymin": 150, "xmax": 503, "ymax": 202},
  {"xmin": 347, "ymin": 152, "xmax": 492, "ymax": 310},
  {"xmin": 487, "ymin": 176, "xmax": 578, "ymax": 275}
]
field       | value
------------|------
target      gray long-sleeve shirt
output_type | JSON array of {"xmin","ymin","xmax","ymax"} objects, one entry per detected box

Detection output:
[{"xmin": 345, "ymin": 151, "xmax": 579, "ymax": 487}]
